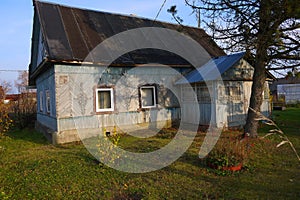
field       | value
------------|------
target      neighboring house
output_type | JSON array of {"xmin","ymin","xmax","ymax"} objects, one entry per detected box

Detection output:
[
  {"xmin": 176, "ymin": 52, "xmax": 271, "ymax": 127},
  {"xmin": 29, "ymin": 1, "xmax": 224, "ymax": 144},
  {"xmin": 270, "ymin": 77, "xmax": 300, "ymax": 104},
  {"xmin": 4, "ymin": 94, "xmax": 19, "ymax": 104},
  {"xmin": 277, "ymin": 84, "xmax": 300, "ymax": 104}
]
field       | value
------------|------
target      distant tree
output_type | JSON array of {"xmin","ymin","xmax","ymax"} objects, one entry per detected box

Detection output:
[
  {"xmin": 15, "ymin": 71, "xmax": 32, "ymax": 94},
  {"xmin": 0, "ymin": 80, "xmax": 12, "ymax": 97},
  {"xmin": 285, "ymin": 68, "xmax": 300, "ymax": 78},
  {"xmin": 172, "ymin": 0, "xmax": 300, "ymax": 137},
  {"xmin": 285, "ymin": 71, "xmax": 294, "ymax": 78}
]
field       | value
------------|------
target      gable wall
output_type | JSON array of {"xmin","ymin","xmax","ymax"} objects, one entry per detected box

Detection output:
[
  {"xmin": 36, "ymin": 30, "xmax": 46, "ymax": 69},
  {"xmin": 30, "ymin": 17, "xmax": 46, "ymax": 75},
  {"xmin": 221, "ymin": 59, "xmax": 254, "ymax": 81}
]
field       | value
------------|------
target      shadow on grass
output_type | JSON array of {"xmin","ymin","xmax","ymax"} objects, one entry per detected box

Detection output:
[{"xmin": 5, "ymin": 128, "xmax": 49, "ymax": 145}]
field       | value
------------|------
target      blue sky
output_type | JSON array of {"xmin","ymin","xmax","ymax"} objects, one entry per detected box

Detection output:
[{"xmin": 0, "ymin": 0, "xmax": 198, "ymax": 93}]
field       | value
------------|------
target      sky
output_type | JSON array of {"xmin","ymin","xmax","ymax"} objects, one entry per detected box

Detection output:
[{"xmin": 0, "ymin": 0, "xmax": 198, "ymax": 93}]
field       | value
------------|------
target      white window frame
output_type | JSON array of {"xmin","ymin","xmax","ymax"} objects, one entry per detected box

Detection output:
[
  {"xmin": 46, "ymin": 90, "xmax": 51, "ymax": 113},
  {"xmin": 140, "ymin": 86, "xmax": 157, "ymax": 109},
  {"xmin": 39, "ymin": 91, "xmax": 43, "ymax": 112},
  {"xmin": 96, "ymin": 88, "xmax": 114, "ymax": 112}
]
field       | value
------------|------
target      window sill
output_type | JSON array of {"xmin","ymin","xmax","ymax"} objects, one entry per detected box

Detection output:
[
  {"xmin": 137, "ymin": 107, "xmax": 159, "ymax": 112},
  {"xmin": 95, "ymin": 110, "xmax": 118, "ymax": 115}
]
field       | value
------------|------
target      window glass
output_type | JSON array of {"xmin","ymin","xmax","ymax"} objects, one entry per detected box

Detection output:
[
  {"xmin": 96, "ymin": 88, "xmax": 114, "ymax": 112},
  {"xmin": 196, "ymin": 86, "xmax": 211, "ymax": 103},
  {"xmin": 46, "ymin": 90, "xmax": 50, "ymax": 113},
  {"xmin": 226, "ymin": 86, "xmax": 241, "ymax": 101},
  {"xmin": 39, "ymin": 91, "xmax": 43, "ymax": 112},
  {"xmin": 140, "ymin": 86, "xmax": 156, "ymax": 108}
]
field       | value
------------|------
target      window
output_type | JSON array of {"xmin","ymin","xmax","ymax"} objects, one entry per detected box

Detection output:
[
  {"xmin": 263, "ymin": 83, "xmax": 270, "ymax": 100},
  {"xmin": 46, "ymin": 90, "xmax": 51, "ymax": 113},
  {"xmin": 181, "ymin": 86, "xmax": 197, "ymax": 102},
  {"xmin": 96, "ymin": 88, "xmax": 114, "ymax": 112},
  {"xmin": 39, "ymin": 91, "xmax": 43, "ymax": 112},
  {"xmin": 140, "ymin": 86, "xmax": 156, "ymax": 108},
  {"xmin": 226, "ymin": 86, "xmax": 241, "ymax": 101},
  {"xmin": 196, "ymin": 85, "xmax": 212, "ymax": 103}
]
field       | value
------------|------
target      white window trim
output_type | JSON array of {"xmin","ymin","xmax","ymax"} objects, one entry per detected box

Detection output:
[
  {"xmin": 96, "ymin": 88, "xmax": 114, "ymax": 112},
  {"xmin": 46, "ymin": 90, "xmax": 51, "ymax": 113},
  {"xmin": 140, "ymin": 86, "xmax": 157, "ymax": 109},
  {"xmin": 39, "ymin": 91, "xmax": 43, "ymax": 112}
]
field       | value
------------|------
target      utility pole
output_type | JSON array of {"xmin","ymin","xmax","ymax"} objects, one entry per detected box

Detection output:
[{"xmin": 197, "ymin": 8, "xmax": 201, "ymax": 28}]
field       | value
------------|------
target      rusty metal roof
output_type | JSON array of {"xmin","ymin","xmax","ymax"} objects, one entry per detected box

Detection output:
[{"xmin": 34, "ymin": 1, "xmax": 225, "ymax": 66}]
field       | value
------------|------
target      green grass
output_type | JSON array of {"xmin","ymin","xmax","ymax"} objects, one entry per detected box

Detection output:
[{"xmin": 0, "ymin": 108, "xmax": 299, "ymax": 199}]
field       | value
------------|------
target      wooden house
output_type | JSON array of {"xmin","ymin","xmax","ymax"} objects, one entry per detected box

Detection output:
[
  {"xmin": 176, "ymin": 52, "xmax": 271, "ymax": 128},
  {"xmin": 29, "ymin": 1, "xmax": 225, "ymax": 143},
  {"xmin": 29, "ymin": 1, "xmax": 270, "ymax": 144}
]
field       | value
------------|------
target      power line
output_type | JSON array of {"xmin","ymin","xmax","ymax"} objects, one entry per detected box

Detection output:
[
  {"xmin": 0, "ymin": 69, "xmax": 27, "ymax": 72},
  {"xmin": 153, "ymin": 0, "xmax": 167, "ymax": 24}
]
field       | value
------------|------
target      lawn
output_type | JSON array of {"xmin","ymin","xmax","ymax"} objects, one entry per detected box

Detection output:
[{"xmin": 0, "ymin": 108, "xmax": 299, "ymax": 199}]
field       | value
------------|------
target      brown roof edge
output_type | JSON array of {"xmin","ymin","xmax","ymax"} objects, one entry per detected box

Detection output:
[{"xmin": 41, "ymin": 59, "xmax": 194, "ymax": 68}]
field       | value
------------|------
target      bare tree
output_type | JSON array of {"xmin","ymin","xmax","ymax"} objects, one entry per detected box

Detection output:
[
  {"xmin": 0, "ymin": 80, "xmax": 12, "ymax": 98},
  {"xmin": 14, "ymin": 71, "xmax": 35, "ymax": 94},
  {"xmin": 172, "ymin": 0, "xmax": 299, "ymax": 137}
]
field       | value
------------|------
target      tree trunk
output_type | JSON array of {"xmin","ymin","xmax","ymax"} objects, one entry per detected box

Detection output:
[
  {"xmin": 244, "ymin": 58, "xmax": 266, "ymax": 137},
  {"xmin": 244, "ymin": 0, "xmax": 271, "ymax": 137}
]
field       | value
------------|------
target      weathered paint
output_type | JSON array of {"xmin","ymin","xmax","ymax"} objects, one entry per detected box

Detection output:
[
  {"xmin": 222, "ymin": 59, "xmax": 254, "ymax": 81},
  {"xmin": 177, "ymin": 57, "xmax": 261, "ymax": 128},
  {"xmin": 180, "ymin": 79, "xmax": 270, "ymax": 128},
  {"xmin": 36, "ymin": 64, "xmax": 183, "ymax": 143},
  {"xmin": 30, "ymin": 14, "xmax": 47, "ymax": 74},
  {"xmin": 36, "ymin": 66, "xmax": 57, "ymax": 130}
]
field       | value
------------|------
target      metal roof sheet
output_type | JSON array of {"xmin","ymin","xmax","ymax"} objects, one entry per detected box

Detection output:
[
  {"xmin": 33, "ymin": 1, "xmax": 225, "ymax": 65},
  {"xmin": 175, "ymin": 52, "xmax": 245, "ymax": 84}
]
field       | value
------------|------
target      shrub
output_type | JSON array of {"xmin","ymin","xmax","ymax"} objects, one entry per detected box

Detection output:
[
  {"xmin": 0, "ymin": 101, "xmax": 13, "ymax": 136},
  {"xmin": 97, "ymin": 126, "xmax": 122, "ymax": 166},
  {"xmin": 11, "ymin": 92, "xmax": 36, "ymax": 129},
  {"xmin": 205, "ymin": 134, "xmax": 250, "ymax": 171}
]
